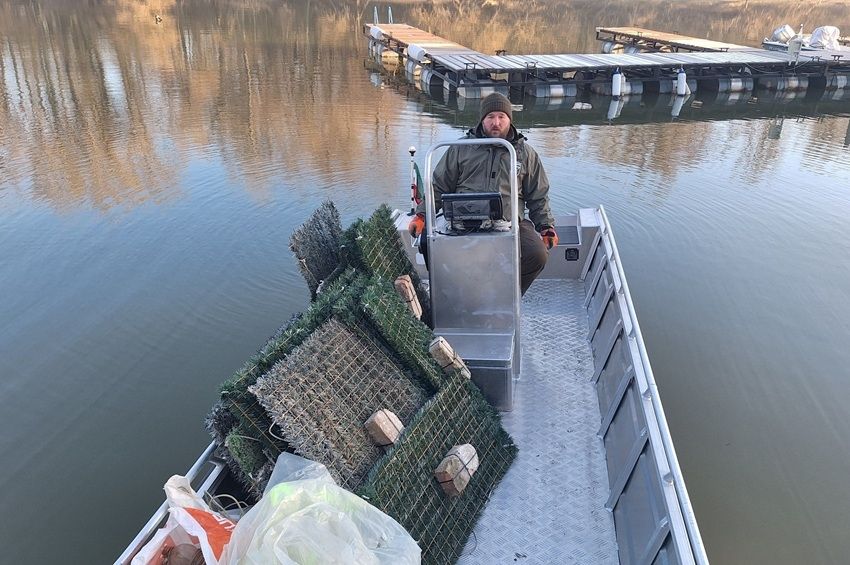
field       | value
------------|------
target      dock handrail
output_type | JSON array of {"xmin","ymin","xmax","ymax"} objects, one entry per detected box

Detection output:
[
  {"xmin": 114, "ymin": 441, "xmax": 224, "ymax": 565},
  {"xmin": 597, "ymin": 205, "xmax": 709, "ymax": 564}
]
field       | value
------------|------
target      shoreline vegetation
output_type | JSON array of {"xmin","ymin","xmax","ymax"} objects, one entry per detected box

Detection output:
[{"xmin": 402, "ymin": 0, "xmax": 850, "ymax": 54}]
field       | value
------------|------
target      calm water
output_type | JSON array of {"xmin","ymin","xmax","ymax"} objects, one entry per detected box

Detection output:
[{"xmin": 2, "ymin": 1, "xmax": 850, "ymax": 563}]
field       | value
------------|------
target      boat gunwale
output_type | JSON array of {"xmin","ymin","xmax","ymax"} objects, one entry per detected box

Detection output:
[{"xmin": 596, "ymin": 205, "xmax": 708, "ymax": 564}]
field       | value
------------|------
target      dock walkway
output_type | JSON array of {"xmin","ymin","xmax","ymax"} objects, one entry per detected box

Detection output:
[
  {"xmin": 368, "ymin": 23, "xmax": 473, "ymax": 59},
  {"xmin": 597, "ymin": 26, "xmax": 850, "ymax": 63},
  {"xmin": 596, "ymin": 26, "xmax": 754, "ymax": 53}
]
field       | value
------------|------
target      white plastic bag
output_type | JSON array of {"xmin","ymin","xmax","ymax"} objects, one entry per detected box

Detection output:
[
  {"xmin": 132, "ymin": 475, "xmax": 237, "ymax": 565},
  {"xmin": 221, "ymin": 453, "xmax": 420, "ymax": 565}
]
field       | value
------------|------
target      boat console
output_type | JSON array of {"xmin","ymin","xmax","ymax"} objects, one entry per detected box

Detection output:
[{"xmin": 423, "ymin": 140, "xmax": 521, "ymax": 411}]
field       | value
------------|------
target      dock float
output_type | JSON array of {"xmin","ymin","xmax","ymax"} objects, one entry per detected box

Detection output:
[{"xmin": 365, "ymin": 23, "xmax": 850, "ymax": 99}]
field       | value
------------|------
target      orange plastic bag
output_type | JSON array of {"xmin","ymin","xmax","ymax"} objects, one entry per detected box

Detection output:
[
  {"xmin": 170, "ymin": 506, "xmax": 236, "ymax": 562},
  {"xmin": 132, "ymin": 476, "xmax": 236, "ymax": 565}
]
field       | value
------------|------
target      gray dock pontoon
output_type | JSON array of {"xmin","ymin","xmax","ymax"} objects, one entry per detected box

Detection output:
[{"xmin": 119, "ymin": 140, "xmax": 708, "ymax": 565}]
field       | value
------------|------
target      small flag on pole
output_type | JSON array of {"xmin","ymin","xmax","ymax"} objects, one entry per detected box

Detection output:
[{"xmin": 412, "ymin": 162, "xmax": 423, "ymax": 206}]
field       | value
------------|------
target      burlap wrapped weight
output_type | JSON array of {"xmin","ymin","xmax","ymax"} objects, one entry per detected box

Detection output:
[
  {"xmin": 428, "ymin": 336, "xmax": 471, "ymax": 379},
  {"xmin": 434, "ymin": 444, "xmax": 479, "ymax": 497},
  {"xmin": 394, "ymin": 275, "xmax": 423, "ymax": 319},
  {"xmin": 365, "ymin": 409, "xmax": 405, "ymax": 447}
]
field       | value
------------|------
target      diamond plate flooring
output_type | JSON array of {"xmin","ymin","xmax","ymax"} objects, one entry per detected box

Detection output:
[{"xmin": 458, "ymin": 279, "xmax": 618, "ymax": 564}]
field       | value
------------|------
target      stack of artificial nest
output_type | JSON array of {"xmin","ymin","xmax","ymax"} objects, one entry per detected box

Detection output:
[{"xmin": 205, "ymin": 202, "xmax": 517, "ymax": 564}]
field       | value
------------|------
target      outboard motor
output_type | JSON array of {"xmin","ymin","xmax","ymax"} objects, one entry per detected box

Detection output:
[{"xmin": 423, "ymin": 139, "xmax": 521, "ymax": 410}]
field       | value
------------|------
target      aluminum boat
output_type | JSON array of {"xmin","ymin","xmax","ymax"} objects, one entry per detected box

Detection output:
[{"xmin": 119, "ymin": 140, "xmax": 708, "ymax": 564}]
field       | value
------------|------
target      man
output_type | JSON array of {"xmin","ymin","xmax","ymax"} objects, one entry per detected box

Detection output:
[{"xmin": 408, "ymin": 92, "xmax": 558, "ymax": 295}]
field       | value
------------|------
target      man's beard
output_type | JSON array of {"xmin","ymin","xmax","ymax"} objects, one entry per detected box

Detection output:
[{"xmin": 487, "ymin": 126, "xmax": 509, "ymax": 138}]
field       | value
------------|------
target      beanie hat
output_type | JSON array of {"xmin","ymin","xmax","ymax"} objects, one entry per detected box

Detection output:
[{"xmin": 479, "ymin": 92, "xmax": 512, "ymax": 122}]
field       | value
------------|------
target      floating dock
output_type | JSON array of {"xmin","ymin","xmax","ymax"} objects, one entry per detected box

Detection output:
[
  {"xmin": 596, "ymin": 26, "xmax": 753, "ymax": 53},
  {"xmin": 600, "ymin": 27, "xmax": 849, "ymax": 62},
  {"xmin": 365, "ymin": 23, "xmax": 850, "ymax": 99}
]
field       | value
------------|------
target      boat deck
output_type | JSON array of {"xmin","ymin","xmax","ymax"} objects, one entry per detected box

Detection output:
[{"xmin": 458, "ymin": 279, "xmax": 618, "ymax": 564}]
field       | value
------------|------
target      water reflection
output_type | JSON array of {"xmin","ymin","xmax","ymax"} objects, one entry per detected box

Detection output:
[
  {"xmin": 3, "ymin": 0, "xmax": 849, "ymax": 213},
  {"xmin": 445, "ymin": 90, "xmax": 850, "ymax": 128},
  {"xmin": 3, "ymin": 2, "xmax": 850, "ymax": 564},
  {"xmin": 385, "ymin": 81, "xmax": 850, "ymax": 184},
  {"xmin": 1, "ymin": 0, "xmax": 396, "ymax": 211}
]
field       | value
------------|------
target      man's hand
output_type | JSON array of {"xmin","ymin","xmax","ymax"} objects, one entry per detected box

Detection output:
[
  {"xmin": 408, "ymin": 213, "xmax": 425, "ymax": 237},
  {"xmin": 539, "ymin": 227, "xmax": 558, "ymax": 250}
]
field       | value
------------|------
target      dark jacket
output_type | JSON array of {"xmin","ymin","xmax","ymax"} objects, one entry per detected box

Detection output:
[{"xmin": 416, "ymin": 124, "xmax": 554, "ymax": 228}]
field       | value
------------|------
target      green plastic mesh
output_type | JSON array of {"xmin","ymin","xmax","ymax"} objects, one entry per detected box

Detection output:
[
  {"xmin": 358, "ymin": 374, "xmax": 518, "ymax": 565},
  {"xmin": 217, "ymin": 270, "xmax": 365, "ymax": 456},
  {"xmin": 224, "ymin": 423, "xmax": 275, "ymax": 500},
  {"xmin": 355, "ymin": 205, "xmax": 413, "ymax": 279},
  {"xmin": 250, "ymin": 318, "xmax": 431, "ymax": 490},
  {"xmin": 343, "ymin": 205, "xmax": 430, "ymax": 320},
  {"xmin": 209, "ymin": 202, "xmax": 515, "ymax": 512},
  {"xmin": 289, "ymin": 200, "xmax": 343, "ymax": 298},
  {"xmin": 360, "ymin": 278, "xmax": 445, "ymax": 391},
  {"xmin": 205, "ymin": 401, "xmax": 238, "ymax": 446}
]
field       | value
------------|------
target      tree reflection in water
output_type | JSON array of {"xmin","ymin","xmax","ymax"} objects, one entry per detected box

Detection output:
[{"xmin": 0, "ymin": 0, "xmax": 848, "ymax": 212}]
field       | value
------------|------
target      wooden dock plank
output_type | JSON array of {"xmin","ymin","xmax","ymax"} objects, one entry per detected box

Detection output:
[
  {"xmin": 799, "ymin": 48, "xmax": 850, "ymax": 62},
  {"xmin": 365, "ymin": 23, "xmax": 474, "ymax": 54},
  {"xmin": 436, "ymin": 55, "xmax": 468, "ymax": 72},
  {"xmin": 596, "ymin": 26, "xmax": 752, "ymax": 52},
  {"xmin": 632, "ymin": 52, "xmax": 682, "ymax": 65},
  {"xmin": 536, "ymin": 55, "xmax": 561, "ymax": 66},
  {"xmin": 609, "ymin": 54, "xmax": 659, "ymax": 66},
  {"xmin": 426, "ymin": 49, "xmax": 794, "ymax": 73},
  {"xmin": 579, "ymin": 54, "xmax": 621, "ymax": 67},
  {"xmin": 510, "ymin": 55, "xmax": 540, "ymax": 68}
]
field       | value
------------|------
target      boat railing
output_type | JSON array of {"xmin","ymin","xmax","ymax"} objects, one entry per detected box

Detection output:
[
  {"xmin": 114, "ymin": 441, "xmax": 224, "ymax": 565},
  {"xmin": 596, "ymin": 205, "xmax": 709, "ymax": 564}
]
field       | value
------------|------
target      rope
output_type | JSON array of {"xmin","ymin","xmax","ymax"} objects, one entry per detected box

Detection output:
[
  {"xmin": 207, "ymin": 493, "xmax": 250, "ymax": 518},
  {"xmin": 267, "ymin": 422, "xmax": 287, "ymax": 443}
]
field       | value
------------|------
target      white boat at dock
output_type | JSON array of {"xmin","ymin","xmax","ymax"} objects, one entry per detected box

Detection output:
[{"xmin": 762, "ymin": 24, "xmax": 850, "ymax": 57}]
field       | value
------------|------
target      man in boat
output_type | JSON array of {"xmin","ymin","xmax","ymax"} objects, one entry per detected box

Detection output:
[{"xmin": 408, "ymin": 92, "xmax": 558, "ymax": 295}]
